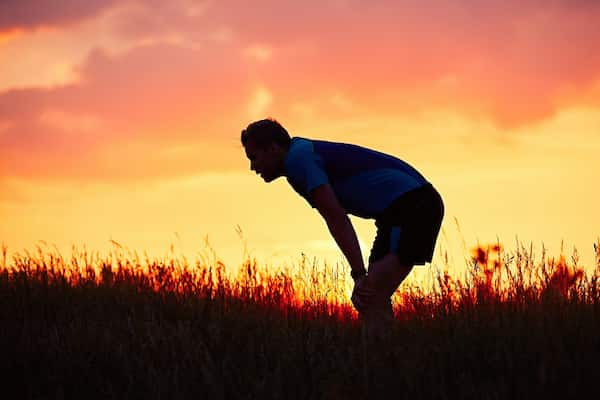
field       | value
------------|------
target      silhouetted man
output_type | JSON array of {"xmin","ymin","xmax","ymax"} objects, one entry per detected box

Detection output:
[{"xmin": 241, "ymin": 118, "xmax": 444, "ymax": 335}]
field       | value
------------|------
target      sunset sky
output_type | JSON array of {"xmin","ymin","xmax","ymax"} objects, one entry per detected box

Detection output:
[{"xmin": 1, "ymin": 0, "xmax": 599, "ymax": 276}]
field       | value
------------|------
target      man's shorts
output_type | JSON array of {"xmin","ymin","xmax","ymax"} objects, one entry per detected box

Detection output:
[{"xmin": 368, "ymin": 183, "xmax": 444, "ymax": 266}]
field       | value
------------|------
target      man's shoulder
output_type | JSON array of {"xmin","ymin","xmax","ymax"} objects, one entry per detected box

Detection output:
[
  {"xmin": 289, "ymin": 136, "xmax": 349, "ymax": 157},
  {"xmin": 289, "ymin": 136, "xmax": 312, "ymax": 148},
  {"xmin": 285, "ymin": 137, "xmax": 326, "ymax": 178},
  {"xmin": 287, "ymin": 137, "xmax": 314, "ymax": 161}
]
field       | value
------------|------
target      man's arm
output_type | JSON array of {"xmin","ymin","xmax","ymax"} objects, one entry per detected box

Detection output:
[{"xmin": 310, "ymin": 184, "xmax": 366, "ymax": 278}]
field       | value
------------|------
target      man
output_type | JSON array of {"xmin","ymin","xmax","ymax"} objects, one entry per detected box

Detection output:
[{"xmin": 241, "ymin": 118, "xmax": 444, "ymax": 333}]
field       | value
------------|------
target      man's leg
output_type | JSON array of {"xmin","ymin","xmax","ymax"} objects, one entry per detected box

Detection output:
[
  {"xmin": 355, "ymin": 253, "xmax": 413, "ymax": 338},
  {"xmin": 350, "ymin": 253, "xmax": 413, "ymax": 397}
]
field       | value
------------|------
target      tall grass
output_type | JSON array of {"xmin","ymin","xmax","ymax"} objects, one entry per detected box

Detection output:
[{"xmin": 1, "ymin": 239, "xmax": 599, "ymax": 399}]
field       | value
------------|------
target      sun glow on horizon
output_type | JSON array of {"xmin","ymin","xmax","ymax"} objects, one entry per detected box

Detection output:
[{"xmin": 1, "ymin": 0, "xmax": 598, "ymax": 285}]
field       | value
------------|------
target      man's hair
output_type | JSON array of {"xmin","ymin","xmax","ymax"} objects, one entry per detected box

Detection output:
[{"xmin": 241, "ymin": 118, "xmax": 291, "ymax": 149}]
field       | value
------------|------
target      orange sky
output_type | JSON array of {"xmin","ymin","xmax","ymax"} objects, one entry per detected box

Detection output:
[{"xmin": 1, "ymin": 0, "xmax": 599, "ymax": 278}]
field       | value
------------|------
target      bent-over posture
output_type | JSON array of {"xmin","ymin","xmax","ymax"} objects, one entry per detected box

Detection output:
[{"xmin": 241, "ymin": 119, "xmax": 444, "ymax": 335}]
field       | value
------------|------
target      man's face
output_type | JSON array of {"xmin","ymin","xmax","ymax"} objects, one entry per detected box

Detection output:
[{"xmin": 244, "ymin": 140, "xmax": 282, "ymax": 183}]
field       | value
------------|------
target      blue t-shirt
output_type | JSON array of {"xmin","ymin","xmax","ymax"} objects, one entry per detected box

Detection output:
[{"xmin": 284, "ymin": 137, "xmax": 429, "ymax": 219}]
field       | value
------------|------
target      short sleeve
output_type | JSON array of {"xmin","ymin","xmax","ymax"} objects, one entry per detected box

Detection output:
[{"xmin": 285, "ymin": 139, "xmax": 329, "ymax": 203}]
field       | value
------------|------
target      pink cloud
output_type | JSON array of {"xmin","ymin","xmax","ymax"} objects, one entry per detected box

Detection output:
[
  {"xmin": 230, "ymin": 0, "xmax": 600, "ymax": 127},
  {"xmin": 1, "ymin": 0, "xmax": 600, "ymax": 185},
  {"xmin": 0, "ymin": 41, "xmax": 252, "ymax": 182},
  {"xmin": 5, "ymin": 0, "xmax": 600, "ymax": 129}
]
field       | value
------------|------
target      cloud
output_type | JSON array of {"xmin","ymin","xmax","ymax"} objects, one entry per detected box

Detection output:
[
  {"xmin": 0, "ymin": 0, "xmax": 119, "ymax": 32},
  {"xmin": 0, "ymin": 40, "xmax": 252, "ymax": 182},
  {"xmin": 243, "ymin": 44, "xmax": 272, "ymax": 63},
  {"xmin": 39, "ymin": 109, "xmax": 105, "ymax": 135},
  {"xmin": 201, "ymin": 0, "xmax": 600, "ymax": 127},
  {"xmin": 110, "ymin": 0, "xmax": 214, "ymax": 42},
  {"xmin": 247, "ymin": 86, "xmax": 273, "ymax": 119},
  {"xmin": 1, "ymin": 0, "xmax": 600, "ymax": 187},
  {"xmin": 4, "ymin": 0, "xmax": 600, "ymax": 127},
  {"xmin": 0, "ymin": 1, "xmax": 223, "ymax": 91}
]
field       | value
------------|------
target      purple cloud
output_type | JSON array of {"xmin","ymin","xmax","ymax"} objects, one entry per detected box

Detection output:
[{"xmin": 0, "ymin": 0, "xmax": 119, "ymax": 31}]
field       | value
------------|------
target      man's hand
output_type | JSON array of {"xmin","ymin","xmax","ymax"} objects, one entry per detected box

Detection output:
[{"xmin": 351, "ymin": 274, "xmax": 374, "ymax": 314}]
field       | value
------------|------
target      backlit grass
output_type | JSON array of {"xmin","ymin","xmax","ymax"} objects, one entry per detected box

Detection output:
[{"xmin": 1, "ymin": 239, "xmax": 599, "ymax": 399}]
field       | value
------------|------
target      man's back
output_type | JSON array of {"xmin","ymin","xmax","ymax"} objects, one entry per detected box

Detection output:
[{"xmin": 285, "ymin": 137, "xmax": 429, "ymax": 218}]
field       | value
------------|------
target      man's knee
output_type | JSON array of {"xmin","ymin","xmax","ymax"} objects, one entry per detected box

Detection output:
[{"xmin": 367, "ymin": 254, "xmax": 412, "ymax": 295}]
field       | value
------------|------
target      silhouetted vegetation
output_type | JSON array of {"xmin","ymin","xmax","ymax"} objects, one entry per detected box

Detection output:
[{"xmin": 1, "ymin": 240, "xmax": 599, "ymax": 399}]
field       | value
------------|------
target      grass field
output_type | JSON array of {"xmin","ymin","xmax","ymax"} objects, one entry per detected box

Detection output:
[{"xmin": 1, "ymin": 240, "xmax": 599, "ymax": 399}]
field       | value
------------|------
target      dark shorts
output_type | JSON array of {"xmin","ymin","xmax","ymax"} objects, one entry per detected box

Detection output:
[{"xmin": 369, "ymin": 183, "xmax": 444, "ymax": 266}]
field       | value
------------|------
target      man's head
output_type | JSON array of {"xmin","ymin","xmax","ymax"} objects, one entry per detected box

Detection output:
[{"xmin": 241, "ymin": 118, "xmax": 291, "ymax": 182}]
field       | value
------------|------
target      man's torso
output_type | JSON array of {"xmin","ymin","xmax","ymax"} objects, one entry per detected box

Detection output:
[{"xmin": 284, "ymin": 137, "xmax": 429, "ymax": 218}]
